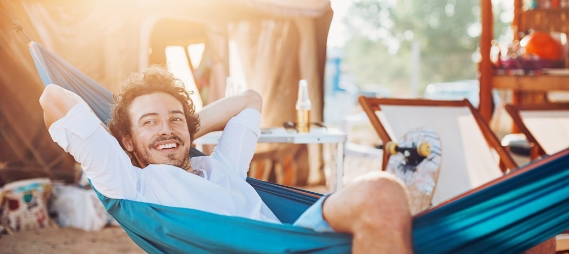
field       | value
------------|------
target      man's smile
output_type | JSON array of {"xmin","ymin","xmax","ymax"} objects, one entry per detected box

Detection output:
[
  {"xmin": 149, "ymin": 135, "xmax": 185, "ymax": 152},
  {"xmin": 155, "ymin": 142, "xmax": 178, "ymax": 150}
]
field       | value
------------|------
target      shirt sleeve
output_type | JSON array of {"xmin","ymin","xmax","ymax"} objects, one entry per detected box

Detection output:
[
  {"xmin": 210, "ymin": 108, "xmax": 260, "ymax": 180},
  {"xmin": 48, "ymin": 102, "xmax": 139, "ymax": 199}
]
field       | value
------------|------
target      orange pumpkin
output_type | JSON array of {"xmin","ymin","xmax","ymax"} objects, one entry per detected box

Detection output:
[{"xmin": 520, "ymin": 31, "xmax": 565, "ymax": 60}]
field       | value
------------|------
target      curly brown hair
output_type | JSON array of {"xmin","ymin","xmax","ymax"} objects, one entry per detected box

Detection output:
[{"xmin": 108, "ymin": 65, "xmax": 200, "ymax": 152}]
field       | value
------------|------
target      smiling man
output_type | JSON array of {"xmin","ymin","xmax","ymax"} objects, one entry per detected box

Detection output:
[
  {"xmin": 108, "ymin": 81, "xmax": 198, "ymax": 174},
  {"xmin": 120, "ymin": 93, "xmax": 193, "ymax": 170},
  {"xmin": 40, "ymin": 66, "xmax": 279, "ymax": 221},
  {"xmin": 40, "ymin": 66, "xmax": 412, "ymax": 253}
]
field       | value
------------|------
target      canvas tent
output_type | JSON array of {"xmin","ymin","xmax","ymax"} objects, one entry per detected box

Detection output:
[{"xmin": 0, "ymin": 0, "xmax": 332, "ymax": 185}]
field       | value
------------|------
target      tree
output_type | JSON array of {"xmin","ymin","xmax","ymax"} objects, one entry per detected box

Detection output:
[{"xmin": 342, "ymin": 0, "xmax": 511, "ymax": 95}]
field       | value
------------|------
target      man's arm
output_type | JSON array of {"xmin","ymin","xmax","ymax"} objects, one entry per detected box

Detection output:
[
  {"xmin": 194, "ymin": 89, "xmax": 262, "ymax": 139},
  {"xmin": 39, "ymin": 84, "xmax": 138, "ymax": 200},
  {"xmin": 39, "ymin": 84, "xmax": 84, "ymax": 128}
]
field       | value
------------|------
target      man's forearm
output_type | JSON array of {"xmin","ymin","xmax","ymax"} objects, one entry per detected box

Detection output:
[{"xmin": 195, "ymin": 89, "xmax": 262, "ymax": 139}]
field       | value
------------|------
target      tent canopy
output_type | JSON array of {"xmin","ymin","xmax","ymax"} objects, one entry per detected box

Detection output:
[{"xmin": 0, "ymin": 0, "xmax": 332, "ymax": 184}]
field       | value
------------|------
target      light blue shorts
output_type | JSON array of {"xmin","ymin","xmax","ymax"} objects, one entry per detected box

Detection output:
[{"xmin": 293, "ymin": 194, "xmax": 335, "ymax": 233}]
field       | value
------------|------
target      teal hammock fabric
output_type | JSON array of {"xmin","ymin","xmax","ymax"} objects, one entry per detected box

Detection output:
[{"xmin": 29, "ymin": 41, "xmax": 569, "ymax": 253}]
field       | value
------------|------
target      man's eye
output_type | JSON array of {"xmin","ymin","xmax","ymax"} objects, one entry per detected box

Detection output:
[{"xmin": 143, "ymin": 120, "xmax": 155, "ymax": 125}]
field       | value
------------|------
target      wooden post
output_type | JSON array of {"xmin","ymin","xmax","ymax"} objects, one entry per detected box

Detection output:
[
  {"xmin": 513, "ymin": 0, "xmax": 522, "ymax": 40},
  {"xmin": 479, "ymin": 0, "xmax": 494, "ymax": 122},
  {"xmin": 511, "ymin": 0, "xmax": 522, "ymax": 132}
]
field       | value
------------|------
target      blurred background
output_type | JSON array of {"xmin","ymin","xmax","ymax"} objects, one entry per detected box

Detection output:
[
  {"xmin": 2, "ymin": 0, "xmax": 569, "ymax": 251},
  {"xmin": 0, "ymin": 0, "xmax": 562, "ymax": 192},
  {"xmin": 324, "ymin": 0, "xmax": 516, "ymax": 122}
]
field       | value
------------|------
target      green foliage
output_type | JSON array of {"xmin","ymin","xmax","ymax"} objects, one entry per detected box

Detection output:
[{"xmin": 342, "ymin": 0, "xmax": 510, "ymax": 96}]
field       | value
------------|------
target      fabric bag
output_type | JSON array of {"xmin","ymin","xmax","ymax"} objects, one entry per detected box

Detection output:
[
  {"xmin": 0, "ymin": 178, "xmax": 52, "ymax": 232},
  {"xmin": 49, "ymin": 184, "xmax": 114, "ymax": 231}
]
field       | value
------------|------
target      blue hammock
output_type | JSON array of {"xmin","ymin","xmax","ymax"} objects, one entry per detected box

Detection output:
[{"xmin": 29, "ymin": 41, "xmax": 569, "ymax": 253}]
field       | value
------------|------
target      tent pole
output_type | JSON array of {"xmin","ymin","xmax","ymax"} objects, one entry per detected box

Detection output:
[
  {"xmin": 44, "ymin": 153, "xmax": 66, "ymax": 169},
  {"xmin": 0, "ymin": 123, "xmax": 28, "ymax": 164},
  {"xmin": 0, "ymin": 109, "xmax": 51, "ymax": 174}
]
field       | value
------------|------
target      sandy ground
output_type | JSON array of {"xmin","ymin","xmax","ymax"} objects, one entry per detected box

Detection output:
[
  {"xmin": 0, "ymin": 130, "xmax": 379, "ymax": 254},
  {"xmin": 0, "ymin": 226, "xmax": 144, "ymax": 254},
  {"xmin": 0, "ymin": 184, "xmax": 331, "ymax": 254},
  {"xmin": 0, "ymin": 149, "xmax": 530, "ymax": 253}
]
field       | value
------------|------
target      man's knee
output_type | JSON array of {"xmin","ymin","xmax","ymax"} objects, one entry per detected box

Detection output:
[
  {"xmin": 349, "ymin": 173, "xmax": 411, "ymax": 234},
  {"xmin": 352, "ymin": 171, "xmax": 408, "ymax": 198},
  {"xmin": 332, "ymin": 171, "xmax": 409, "ymax": 209},
  {"xmin": 324, "ymin": 171, "xmax": 410, "ymax": 227}
]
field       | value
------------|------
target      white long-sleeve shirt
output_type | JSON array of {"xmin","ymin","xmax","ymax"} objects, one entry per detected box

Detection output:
[{"xmin": 49, "ymin": 102, "xmax": 279, "ymax": 223}]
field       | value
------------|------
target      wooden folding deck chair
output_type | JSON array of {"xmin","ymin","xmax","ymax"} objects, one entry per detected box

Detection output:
[
  {"xmin": 358, "ymin": 96, "xmax": 518, "ymax": 206},
  {"xmin": 505, "ymin": 103, "xmax": 569, "ymax": 251},
  {"xmin": 505, "ymin": 103, "xmax": 569, "ymax": 160}
]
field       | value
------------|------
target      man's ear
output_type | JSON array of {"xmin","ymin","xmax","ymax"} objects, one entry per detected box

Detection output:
[{"xmin": 122, "ymin": 135, "xmax": 134, "ymax": 152}]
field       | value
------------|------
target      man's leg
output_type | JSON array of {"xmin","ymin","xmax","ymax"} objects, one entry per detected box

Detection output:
[{"xmin": 322, "ymin": 171, "xmax": 412, "ymax": 253}]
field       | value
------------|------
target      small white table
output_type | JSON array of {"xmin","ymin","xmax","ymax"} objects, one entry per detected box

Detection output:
[{"xmin": 195, "ymin": 127, "xmax": 347, "ymax": 191}]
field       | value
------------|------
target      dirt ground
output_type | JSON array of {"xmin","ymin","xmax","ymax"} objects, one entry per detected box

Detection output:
[
  {"xmin": 0, "ymin": 144, "xmax": 527, "ymax": 253},
  {"xmin": 0, "ymin": 137, "xmax": 377, "ymax": 254},
  {"xmin": 0, "ymin": 184, "xmax": 329, "ymax": 254},
  {"xmin": 0, "ymin": 226, "xmax": 144, "ymax": 254},
  {"xmin": 0, "ymin": 116, "xmax": 516, "ymax": 253},
  {"xmin": 0, "ymin": 184, "xmax": 331, "ymax": 254}
]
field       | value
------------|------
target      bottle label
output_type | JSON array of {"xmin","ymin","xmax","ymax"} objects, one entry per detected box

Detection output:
[{"xmin": 296, "ymin": 110, "xmax": 310, "ymax": 133}]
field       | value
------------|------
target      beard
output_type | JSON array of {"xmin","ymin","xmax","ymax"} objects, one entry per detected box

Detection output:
[{"xmin": 132, "ymin": 134, "xmax": 192, "ymax": 171}]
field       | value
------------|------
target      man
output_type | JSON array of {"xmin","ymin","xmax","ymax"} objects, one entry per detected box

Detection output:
[{"xmin": 40, "ymin": 66, "xmax": 412, "ymax": 253}]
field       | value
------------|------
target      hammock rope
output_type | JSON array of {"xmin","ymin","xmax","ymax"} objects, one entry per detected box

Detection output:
[{"xmin": 0, "ymin": 0, "xmax": 32, "ymax": 42}]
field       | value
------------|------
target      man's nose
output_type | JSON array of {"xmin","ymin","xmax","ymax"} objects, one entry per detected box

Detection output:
[{"xmin": 157, "ymin": 121, "xmax": 174, "ymax": 135}]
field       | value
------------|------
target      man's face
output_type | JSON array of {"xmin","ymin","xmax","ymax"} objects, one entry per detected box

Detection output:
[{"xmin": 122, "ymin": 92, "xmax": 192, "ymax": 169}]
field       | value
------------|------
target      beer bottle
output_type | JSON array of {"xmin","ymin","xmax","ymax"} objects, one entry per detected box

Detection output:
[{"xmin": 296, "ymin": 80, "xmax": 312, "ymax": 133}]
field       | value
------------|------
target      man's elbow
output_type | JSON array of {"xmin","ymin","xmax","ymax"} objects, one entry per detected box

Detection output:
[
  {"xmin": 244, "ymin": 89, "xmax": 263, "ymax": 112},
  {"xmin": 39, "ymin": 84, "xmax": 82, "ymax": 128},
  {"xmin": 39, "ymin": 84, "xmax": 60, "ymax": 110}
]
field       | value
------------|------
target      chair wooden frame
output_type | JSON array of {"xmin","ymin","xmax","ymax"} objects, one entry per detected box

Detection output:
[
  {"xmin": 505, "ymin": 103, "xmax": 569, "ymax": 160},
  {"xmin": 358, "ymin": 96, "xmax": 518, "ymax": 173}
]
